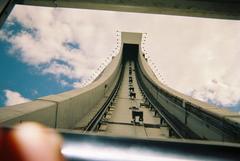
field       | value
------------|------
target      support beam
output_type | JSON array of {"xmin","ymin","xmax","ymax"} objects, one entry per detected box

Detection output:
[
  {"xmin": 1, "ymin": 0, "xmax": 240, "ymax": 28},
  {"xmin": 16, "ymin": 0, "xmax": 240, "ymax": 20}
]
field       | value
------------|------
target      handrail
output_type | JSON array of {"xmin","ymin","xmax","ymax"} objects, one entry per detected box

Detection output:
[
  {"xmin": 135, "ymin": 58, "xmax": 240, "ymax": 141},
  {"xmin": 135, "ymin": 62, "xmax": 200, "ymax": 139},
  {"xmin": 61, "ymin": 132, "xmax": 240, "ymax": 161}
]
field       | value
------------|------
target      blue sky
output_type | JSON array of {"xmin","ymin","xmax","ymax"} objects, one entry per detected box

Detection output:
[
  {"xmin": 1, "ymin": 5, "xmax": 240, "ymax": 112},
  {"xmin": 0, "ymin": 5, "xmax": 116, "ymax": 107},
  {"xmin": 0, "ymin": 27, "xmax": 75, "ymax": 106}
]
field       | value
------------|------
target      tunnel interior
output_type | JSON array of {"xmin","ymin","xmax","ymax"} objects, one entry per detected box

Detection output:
[{"xmin": 122, "ymin": 43, "xmax": 139, "ymax": 63}]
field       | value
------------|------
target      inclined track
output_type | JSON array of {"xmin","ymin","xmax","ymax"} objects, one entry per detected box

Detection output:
[{"xmin": 94, "ymin": 61, "xmax": 171, "ymax": 139}]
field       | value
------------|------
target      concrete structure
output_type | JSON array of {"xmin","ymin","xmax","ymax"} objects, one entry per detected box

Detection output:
[
  {"xmin": 1, "ymin": 0, "xmax": 240, "ymax": 28},
  {"xmin": 1, "ymin": 2, "xmax": 240, "ymax": 160},
  {"xmin": 0, "ymin": 45, "xmax": 122, "ymax": 129},
  {"xmin": 0, "ymin": 32, "xmax": 240, "ymax": 143}
]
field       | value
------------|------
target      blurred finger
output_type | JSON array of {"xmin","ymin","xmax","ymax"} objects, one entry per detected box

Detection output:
[{"xmin": 0, "ymin": 122, "xmax": 65, "ymax": 161}]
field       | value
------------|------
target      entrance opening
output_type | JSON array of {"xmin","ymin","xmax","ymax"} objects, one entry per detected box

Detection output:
[{"xmin": 122, "ymin": 44, "xmax": 139, "ymax": 63}]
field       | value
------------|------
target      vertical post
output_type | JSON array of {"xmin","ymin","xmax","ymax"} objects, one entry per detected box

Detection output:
[
  {"xmin": 154, "ymin": 110, "xmax": 158, "ymax": 117},
  {"xmin": 160, "ymin": 117, "xmax": 164, "ymax": 125},
  {"xmin": 183, "ymin": 100, "xmax": 188, "ymax": 125},
  {"xmin": 104, "ymin": 84, "xmax": 108, "ymax": 96},
  {"xmin": 169, "ymin": 128, "xmax": 172, "ymax": 137}
]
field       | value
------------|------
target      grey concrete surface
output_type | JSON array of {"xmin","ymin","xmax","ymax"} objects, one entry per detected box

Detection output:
[
  {"xmin": 97, "ymin": 61, "xmax": 169, "ymax": 139},
  {"xmin": 136, "ymin": 32, "xmax": 240, "ymax": 141},
  {"xmin": 0, "ymin": 100, "xmax": 57, "ymax": 127},
  {"xmin": 0, "ymin": 46, "xmax": 123, "ymax": 128},
  {"xmin": 0, "ymin": 31, "xmax": 239, "ymax": 142}
]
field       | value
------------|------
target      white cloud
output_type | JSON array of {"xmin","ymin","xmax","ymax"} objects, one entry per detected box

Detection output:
[
  {"xmin": 32, "ymin": 89, "xmax": 38, "ymax": 95},
  {"xmin": 59, "ymin": 80, "xmax": 70, "ymax": 87},
  {"xmin": 190, "ymin": 79, "xmax": 240, "ymax": 107},
  {"xmin": 3, "ymin": 6, "xmax": 116, "ymax": 83},
  {"xmin": 42, "ymin": 62, "xmax": 75, "ymax": 78},
  {"xmin": 72, "ymin": 81, "xmax": 82, "ymax": 88},
  {"xmin": 2, "ymin": 5, "xmax": 240, "ymax": 110},
  {"xmin": 4, "ymin": 90, "xmax": 30, "ymax": 106}
]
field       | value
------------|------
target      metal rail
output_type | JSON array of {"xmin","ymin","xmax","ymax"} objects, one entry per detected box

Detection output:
[
  {"xmin": 1, "ymin": 127, "xmax": 240, "ymax": 161},
  {"xmin": 137, "ymin": 80, "xmax": 184, "ymax": 138},
  {"xmin": 135, "ymin": 62, "xmax": 201, "ymax": 139},
  {"xmin": 83, "ymin": 64, "xmax": 124, "ymax": 132},
  {"xmin": 61, "ymin": 132, "xmax": 240, "ymax": 161},
  {"xmin": 150, "ymin": 78, "xmax": 240, "ymax": 139},
  {"xmin": 135, "ymin": 59, "xmax": 240, "ymax": 141}
]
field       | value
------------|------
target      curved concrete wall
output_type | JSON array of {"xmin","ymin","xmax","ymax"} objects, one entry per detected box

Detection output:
[
  {"xmin": 0, "ymin": 32, "xmax": 138, "ymax": 129},
  {"xmin": 137, "ymin": 45, "xmax": 240, "ymax": 141},
  {"xmin": 0, "ymin": 100, "xmax": 57, "ymax": 127},
  {"xmin": 0, "ymin": 49, "xmax": 123, "ymax": 129}
]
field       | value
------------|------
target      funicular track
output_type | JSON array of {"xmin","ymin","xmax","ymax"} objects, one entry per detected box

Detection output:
[
  {"xmin": 135, "ymin": 61, "xmax": 199, "ymax": 139},
  {"xmin": 135, "ymin": 58, "xmax": 240, "ymax": 141},
  {"xmin": 1, "ymin": 32, "xmax": 239, "ymax": 160},
  {"xmin": 83, "ymin": 43, "xmax": 240, "ymax": 142},
  {"xmin": 83, "ymin": 59, "xmax": 181, "ymax": 139},
  {"xmin": 83, "ymin": 64, "xmax": 125, "ymax": 133},
  {"xmin": 83, "ymin": 43, "xmax": 202, "ymax": 139}
]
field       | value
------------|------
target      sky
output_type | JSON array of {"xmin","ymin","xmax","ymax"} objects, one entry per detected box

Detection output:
[{"xmin": 0, "ymin": 5, "xmax": 240, "ymax": 112}]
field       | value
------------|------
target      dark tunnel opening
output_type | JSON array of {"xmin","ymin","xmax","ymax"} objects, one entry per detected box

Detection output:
[{"xmin": 122, "ymin": 43, "xmax": 139, "ymax": 64}]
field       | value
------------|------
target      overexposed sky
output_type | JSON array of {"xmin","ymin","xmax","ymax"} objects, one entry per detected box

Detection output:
[{"xmin": 1, "ymin": 5, "xmax": 240, "ymax": 111}]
